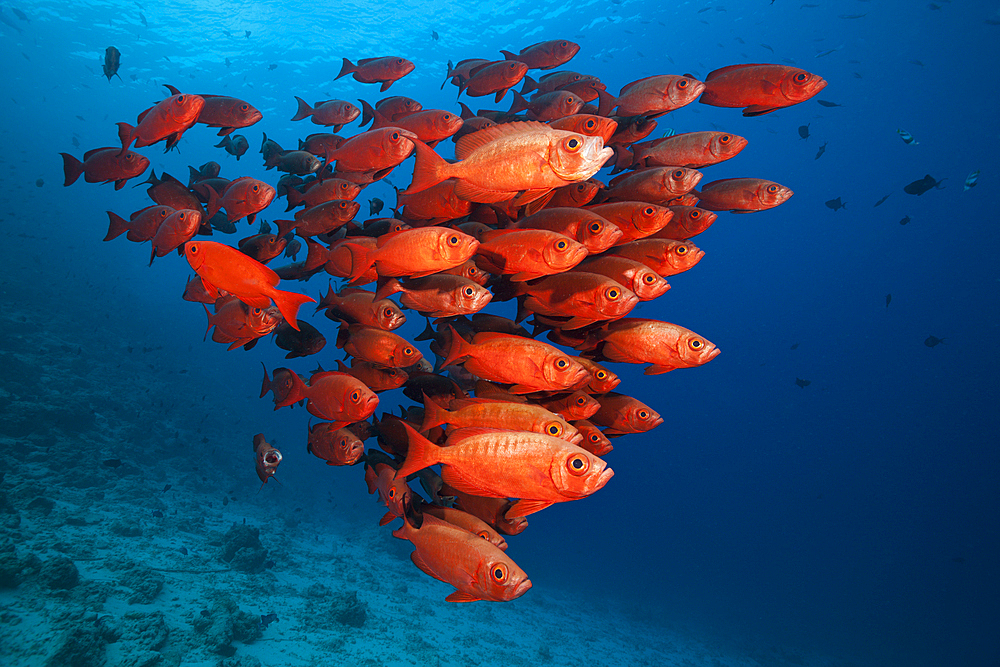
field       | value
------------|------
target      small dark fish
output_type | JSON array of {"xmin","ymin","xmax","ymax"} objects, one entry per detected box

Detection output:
[
  {"xmin": 179, "ymin": 547, "xmax": 188, "ymax": 555},
  {"xmin": 885, "ymin": 294, "xmax": 892, "ymax": 309},
  {"xmin": 35, "ymin": 178, "xmax": 43, "ymax": 187},
  {"xmin": 245, "ymin": 30, "xmax": 251, "ymax": 38},
  {"xmin": 904, "ymin": 174, "xmax": 945, "ymax": 196},
  {"xmin": 103, "ymin": 458, "xmax": 123, "ymax": 468},
  {"xmin": 225, "ymin": 57, "xmax": 231, "ymax": 67},
  {"xmin": 431, "ymin": 30, "xmax": 439, "ymax": 41},
  {"xmin": 873, "ymin": 194, "xmax": 890, "ymax": 207},
  {"xmin": 795, "ymin": 378, "xmax": 811, "ymax": 388},
  {"xmin": 268, "ymin": 63, "xmax": 277, "ymax": 70},
  {"xmin": 369, "ymin": 197, "xmax": 384, "ymax": 216},
  {"xmin": 162, "ymin": 484, "xmax": 172, "ymax": 492},
  {"xmin": 899, "ymin": 215, "xmax": 911, "ymax": 225},
  {"xmin": 928, "ymin": 2, "xmax": 941, "ymax": 9},
  {"xmin": 825, "ymin": 197, "xmax": 846, "ymax": 211},
  {"xmin": 152, "ymin": 510, "xmax": 163, "ymax": 517},
  {"xmin": 259, "ymin": 613, "xmax": 279, "ymax": 630},
  {"xmin": 815, "ymin": 48, "xmax": 837, "ymax": 58},
  {"xmin": 698, "ymin": 7, "xmax": 711, "ymax": 13},
  {"xmin": 103, "ymin": 46, "xmax": 122, "ymax": 82},
  {"xmin": 71, "ymin": 136, "xmax": 80, "ymax": 147},
  {"xmin": 909, "ymin": 59, "xmax": 925, "ymax": 66},
  {"xmin": 139, "ymin": 12, "xmax": 147, "ymax": 26},
  {"xmin": 814, "ymin": 141, "xmax": 827, "ymax": 160},
  {"xmin": 963, "ymin": 170, "xmax": 980, "ymax": 191},
  {"xmin": 798, "ymin": 124, "xmax": 810, "ymax": 140},
  {"xmin": 924, "ymin": 335, "xmax": 945, "ymax": 348},
  {"xmin": 897, "ymin": 128, "xmax": 918, "ymax": 145},
  {"xmin": 853, "ymin": 72, "xmax": 862, "ymax": 79},
  {"xmin": 258, "ymin": 220, "xmax": 272, "ymax": 234},
  {"xmin": 760, "ymin": 43, "xmax": 774, "ymax": 52},
  {"xmin": 816, "ymin": 100, "xmax": 842, "ymax": 108},
  {"xmin": 839, "ymin": 13, "xmax": 867, "ymax": 19},
  {"xmin": 223, "ymin": 29, "xmax": 231, "ymax": 36},
  {"xmin": 790, "ymin": 343, "xmax": 799, "ymax": 350},
  {"xmin": 12, "ymin": 8, "xmax": 28, "ymax": 21},
  {"xmin": 284, "ymin": 239, "xmax": 302, "ymax": 261},
  {"xmin": 215, "ymin": 134, "xmax": 249, "ymax": 160}
]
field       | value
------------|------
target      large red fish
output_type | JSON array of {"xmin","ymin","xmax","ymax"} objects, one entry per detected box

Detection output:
[
  {"xmin": 395, "ymin": 422, "xmax": 613, "ymax": 518},
  {"xmin": 501, "ymin": 40, "xmax": 580, "ymax": 70},
  {"xmin": 339, "ymin": 227, "xmax": 480, "ymax": 283},
  {"xmin": 337, "ymin": 56, "xmax": 415, "ymax": 91},
  {"xmin": 392, "ymin": 514, "xmax": 531, "ymax": 602},
  {"xmin": 204, "ymin": 177, "xmax": 276, "ymax": 224},
  {"xmin": 164, "ymin": 86, "xmax": 262, "ymax": 135},
  {"xmin": 421, "ymin": 504, "xmax": 508, "ymax": 552},
  {"xmin": 291, "ymin": 97, "xmax": 360, "ymax": 130},
  {"xmin": 652, "ymin": 206, "xmax": 718, "ymax": 240},
  {"xmin": 421, "ymin": 394, "xmax": 582, "ymax": 444},
  {"xmin": 598, "ymin": 75, "xmax": 705, "ymax": 117},
  {"xmin": 117, "ymin": 90, "xmax": 205, "ymax": 154},
  {"xmin": 149, "ymin": 209, "xmax": 202, "ymax": 265},
  {"xmin": 580, "ymin": 318, "xmax": 720, "ymax": 374},
  {"xmin": 361, "ymin": 101, "xmax": 463, "ymax": 147},
  {"xmin": 308, "ymin": 423, "xmax": 364, "ymax": 466},
  {"xmin": 375, "ymin": 275, "xmax": 493, "ymax": 319},
  {"xmin": 459, "ymin": 61, "xmax": 529, "ymax": 102},
  {"xmin": 699, "ymin": 64, "xmax": 828, "ymax": 116},
  {"xmin": 602, "ymin": 167, "xmax": 703, "ymax": 204},
  {"xmin": 697, "ymin": 178, "xmax": 794, "ymax": 213},
  {"xmin": 508, "ymin": 90, "xmax": 583, "ymax": 121},
  {"xmin": 514, "ymin": 272, "xmax": 639, "ymax": 330},
  {"xmin": 590, "ymin": 392, "xmax": 664, "ymax": 436},
  {"xmin": 315, "ymin": 285, "xmax": 406, "ymax": 330},
  {"xmin": 474, "ymin": 229, "xmax": 588, "ymax": 281},
  {"xmin": 394, "ymin": 179, "xmax": 474, "ymax": 225},
  {"xmin": 629, "ymin": 131, "xmax": 748, "ymax": 170},
  {"xmin": 575, "ymin": 255, "xmax": 670, "ymax": 301},
  {"xmin": 322, "ymin": 127, "xmax": 417, "ymax": 174},
  {"xmin": 281, "ymin": 369, "xmax": 379, "ymax": 425},
  {"xmin": 104, "ymin": 205, "xmax": 174, "ymax": 243},
  {"xmin": 610, "ymin": 238, "xmax": 704, "ymax": 277},
  {"xmin": 61, "ymin": 148, "xmax": 149, "ymax": 190},
  {"xmin": 184, "ymin": 240, "xmax": 315, "ymax": 329}
]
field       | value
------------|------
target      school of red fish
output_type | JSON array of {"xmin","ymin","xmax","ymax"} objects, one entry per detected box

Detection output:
[{"xmin": 63, "ymin": 41, "xmax": 825, "ymax": 603}]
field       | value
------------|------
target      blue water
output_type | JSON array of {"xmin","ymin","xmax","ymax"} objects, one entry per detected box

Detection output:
[{"xmin": 2, "ymin": 1, "xmax": 998, "ymax": 666}]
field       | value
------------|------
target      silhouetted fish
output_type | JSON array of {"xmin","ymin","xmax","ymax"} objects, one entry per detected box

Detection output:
[
  {"xmin": 825, "ymin": 196, "xmax": 846, "ymax": 211},
  {"xmin": 259, "ymin": 613, "xmax": 279, "ymax": 630},
  {"xmin": 904, "ymin": 174, "xmax": 945, "ymax": 195},
  {"xmin": 790, "ymin": 343, "xmax": 799, "ymax": 350},
  {"xmin": 103, "ymin": 458, "xmax": 123, "ymax": 468},
  {"xmin": 814, "ymin": 141, "xmax": 827, "ymax": 160},
  {"xmin": 899, "ymin": 215, "xmax": 911, "ymax": 225},
  {"xmin": 816, "ymin": 100, "xmax": 842, "ymax": 107},
  {"xmin": 798, "ymin": 124, "xmax": 810, "ymax": 140},
  {"xmin": 162, "ymin": 484, "xmax": 172, "ymax": 492},
  {"xmin": 369, "ymin": 197, "xmax": 384, "ymax": 216},
  {"xmin": 873, "ymin": 194, "xmax": 890, "ymax": 207},
  {"xmin": 885, "ymin": 294, "xmax": 892, "ymax": 309},
  {"xmin": 924, "ymin": 335, "xmax": 945, "ymax": 347},
  {"xmin": 795, "ymin": 378, "xmax": 811, "ymax": 388},
  {"xmin": 103, "ymin": 46, "xmax": 122, "ymax": 82}
]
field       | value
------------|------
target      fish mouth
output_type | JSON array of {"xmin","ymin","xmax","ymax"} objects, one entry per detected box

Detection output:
[
  {"xmin": 566, "ymin": 431, "xmax": 584, "ymax": 445},
  {"xmin": 705, "ymin": 346, "xmax": 722, "ymax": 362},
  {"xmin": 510, "ymin": 577, "xmax": 533, "ymax": 599},
  {"xmin": 593, "ymin": 466, "xmax": 614, "ymax": 491}
]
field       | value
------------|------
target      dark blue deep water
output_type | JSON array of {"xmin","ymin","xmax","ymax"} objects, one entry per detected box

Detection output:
[{"xmin": 1, "ymin": 2, "xmax": 998, "ymax": 667}]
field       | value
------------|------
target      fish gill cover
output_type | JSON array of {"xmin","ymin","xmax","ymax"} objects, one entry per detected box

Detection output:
[{"xmin": 1, "ymin": 2, "xmax": 999, "ymax": 667}]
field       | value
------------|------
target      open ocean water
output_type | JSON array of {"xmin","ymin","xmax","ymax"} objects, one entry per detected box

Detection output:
[{"xmin": 0, "ymin": 1, "xmax": 998, "ymax": 666}]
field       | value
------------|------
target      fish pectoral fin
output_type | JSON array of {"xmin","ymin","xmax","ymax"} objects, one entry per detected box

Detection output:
[
  {"xmin": 742, "ymin": 105, "xmax": 777, "ymax": 116},
  {"xmin": 453, "ymin": 180, "xmax": 515, "ymax": 204},
  {"xmin": 643, "ymin": 364, "xmax": 673, "ymax": 375},
  {"xmin": 506, "ymin": 498, "xmax": 554, "ymax": 518},
  {"xmin": 445, "ymin": 591, "xmax": 482, "ymax": 603}
]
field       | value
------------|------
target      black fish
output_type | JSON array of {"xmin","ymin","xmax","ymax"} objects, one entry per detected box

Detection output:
[
  {"xmin": 259, "ymin": 613, "xmax": 279, "ymax": 630},
  {"xmin": 885, "ymin": 294, "xmax": 892, "ymax": 309},
  {"xmin": 152, "ymin": 510, "xmax": 163, "ymax": 517},
  {"xmin": 795, "ymin": 378, "xmax": 811, "ymax": 388},
  {"xmin": 258, "ymin": 220, "xmax": 272, "ymax": 234},
  {"xmin": 162, "ymin": 484, "xmax": 172, "ymax": 492},
  {"xmin": 180, "ymin": 547, "xmax": 188, "ymax": 555},
  {"xmin": 103, "ymin": 458, "xmax": 123, "ymax": 468},
  {"xmin": 899, "ymin": 215, "xmax": 911, "ymax": 225},
  {"xmin": 790, "ymin": 343, "xmax": 799, "ymax": 350},
  {"xmin": 369, "ymin": 197, "xmax": 384, "ymax": 216},
  {"xmin": 873, "ymin": 194, "xmax": 890, "ymax": 207},
  {"xmin": 798, "ymin": 124, "xmax": 810, "ymax": 140},
  {"xmin": 245, "ymin": 30, "xmax": 251, "ymax": 38},
  {"xmin": 35, "ymin": 178, "xmax": 43, "ymax": 187},
  {"xmin": 431, "ymin": 30, "xmax": 439, "ymax": 41},
  {"xmin": 103, "ymin": 46, "xmax": 122, "ymax": 82},
  {"xmin": 816, "ymin": 100, "xmax": 842, "ymax": 108},
  {"xmin": 12, "ymin": 8, "xmax": 28, "ymax": 21},
  {"xmin": 825, "ymin": 197, "xmax": 846, "ymax": 211},
  {"xmin": 904, "ymin": 174, "xmax": 945, "ymax": 196},
  {"xmin": 139, "ymin": 12, "xmax": 147, "ymax": 26},
  {"xmin": 268, "ymin": 63, "xmax": 277, "ymax": 71},
  {"xmin": 814, "ymin": 141, "xmax": 827, "ymax": 160},
  {"xmin": 274, "ymin": 321, "xmax": 327, "ymax": 359},
  {"xmin": 215, "ymin": 134, "xmax": 249, "ymax": 160},
  {"xmin": 924, "ymin": 335, "xmax": 945, "ymax": 347},
  {"xmin": 284, "ymin": 239, "xmax": 301, "ymax": 261}
]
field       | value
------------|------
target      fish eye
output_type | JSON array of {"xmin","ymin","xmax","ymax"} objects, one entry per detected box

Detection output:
[
  {"xmin": 351, "ymin": 391, "xmax": 360, "ymax": 401},
  {"xmin": 391, "ymin": 132, "xmax": 400, "ymax": 140},
  {"xmin": 252, "ymin": 308, "xmax": 262, "ymax": 315},
  {"xmin": 388, "ymin": 487, "xmax": 396, "ymax": 498},
  {"xmin": 444, "ymin": 113, "xmax": 453, "ymax": 121},
  {"xmin": 596, "ymin": 370, "xmax": 607, "ymax": 380},
  {"xmin": 396, "ymin": 58, "xmax": 404, "ymax": 65},
  {"xmin": 672, "ymin": 169, "xmax": 684, "ymax": 179},
  {"xmin": 477, "ymin": 531, "xmax": 490, "ymax": 541},
  {"xmin": 556, "ymin": 239, "xmax": 568, "ymax": 250},
  {"xmin": 177, "ymin": 95, "xmax": 185, "ymax": 102},
  {"xmin": 643, "ymin": 206, "xmax": 655, "ymax": 216},
  {"xmin": 590, "ymin": 433, "xmax": 600, "ymax": 443},
  {"xmin": 690, "ymin": 210, "xmax": 701, "ymax": 219},
  {"xmin": 638, "ymin": 410, "xmax": 649, "ymax": 419},
  {"xmin": 556, "ymin": 358, "xmax": 568, "ymax": 369},
  {"xmin": 491, "ymin": 564, "xmax": 508, "ymax": 582},
  {"xmin": 567, "ymin": 454, "xmax": 589, "ymax": 475},
  {"xmin": 189, "ymin": 243, "xmax": 198, "ymax": 252},
  {"xmin": 690, "ymin": 339, "xmax": 704, "ymax": 350},
  {"xmin": 383, "ymin": 307, "xmax": 393, "ymax": 317},
  {"xmin": 678, "ymin": 79, "xmax": 688, "ymax": 89},
  {"xmin": 125, "ymin": 153, "xmax": 134, "ymax": 161},
  {"xmin": 560, "ymin": 41, "xmax": 568, "ymax": 48},
  {"xmin": 546, "ymin": 423, "xmax": 562, "ymax": 436},
  {"xmin": 404, "ymin": 347, "xmax": 414, "ymax": 356},
  {"xmin": 448, "ymin": 235, "xmax": 459, "ymax": 245},
  {"xmin": 464, "ymin": 286, "xmax": 474, "ymax": 296},
  {"xmin": 643, "ymin": 273, "xmax": 656, "ymax": 284},
  {"xmin": 589, "ymin": 221, "xmax": 602, "ymax": 233},
  {"xmin": 575, "ymin": 396, "xmax": 586, "ymax": 406},
  {"xmin": 607, "ymin": 288, "xmax": 620, "ymax": 300},
  {"xmin": 240, "ymin": 104, "xmax": 249, "ymax": 112},
  {"xmin": 766, "ymin": 184, "xmax": 780, "ymax": 194},
  {"xmin": 794, "ymin": 72, "xmax": 809, "ymax": 83},
  {"xmin": 720, "ymin": 134, "xmax": 731, "ymax": 143},
  {"xmin": 252, "ymin": 184, "xmax": 260, "ymax": 192},
  {"xmin": 565, "ymin": 137, "xmax": 581, "ymax": 152},
  {"xmin": 585, "ymin": 119, "xmax": 596, "ymax": 130}
]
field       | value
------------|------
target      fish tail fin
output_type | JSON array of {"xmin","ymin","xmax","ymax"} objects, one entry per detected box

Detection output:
[
  {"xmin": 277, "ymin": 369, "xmax": 309, "ymax": 408},
  {"xmin": 291, "ymin": 96, "xmax": 314, "ymax": 121},
  {"xmin": 419, "ymin": 393, "xmax": 449, "ymax": 432},
  {"xmin": 60, "ymin": 152, "xmax": 84, "ymax": 186},
  {"xmin": 520, "ymin": 75, "xmax": 537, "ymax": 95},
  {"xmin": 116, "ymin": 121, "xmax": 135, "ymax": 156},
  {"xmin": 268, "ymin": 288, "xmax": 316, "ymax": 331},
  {"xmin": 204, "ymin": 183, "xmax": 222, "ymax": 219},
  {"xmin": 500, "ymin": 49, "xmax": 517, "ymax": 61},
  {"xmin": 394, "ymin": 421, "xmax": 443, "ymax": 481},
  {"xmin": 403, "ymin": 140, "xmax": 449, "ymax": 196},
  {"xmin": 359, "ymin": 99, "xmax": 385, "ymax": 129},
  {"xmin": 596, "ymin": 89, "xmax": 618, "ymax": 117},
  {"xmin": 213, "ymin": 136, "xmax": 232, "ymax": 149},
  {"xmin": 336, "ymin": 58, "xmax": 356, "ymax": 80},
  {"xmin": 260, "ymin": 362, "xmax": 272, "ymax": 399},
  {"xmin": 202, "ymin": 302, "xmax": 215, "ymax": 339},
  {"xmin": 439, "ymin": 324, "xmax": 474, "ymax": 371},
  {"xmin": 373, "ymin": 277, "xmax": 403, "ymax": 302},
  {"xmin": 609, "ymin": 145, "xmax": 634, "ymax": 175},
  {"xmin": 457, "ymin": 102, "xmax": 475, "ymax": 120},
  {"xmin": 339, "ymin": 242, "xmax": 377, "ymax": 284},
  {"xmin": 285, "ymin": 187, "xmax": 303, "ymax": 211},
  {"xmin": 413, "ymin": 317, "xmax": 437, "ymax": 342},
  {"xmin": 260, "ymin": 131, "xmax": 269, "ymax": 153},
  {"xmin": 508, "ymin": 89, "xmax": 529, "ymax": 115},
  {"xmin": 104, "ymin": 211, "xmax": 130, "ymax": 241},
  {"xmin": 274, "ymin": 219, "xmax": 296, "ymax": 240}
]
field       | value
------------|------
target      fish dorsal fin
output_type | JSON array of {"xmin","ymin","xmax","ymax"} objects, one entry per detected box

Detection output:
[
  {"xmin": 357, "ymin": 57, "xmax": 382, "ymax": 66},
  {"xmin": 455, "ymin": 121, "xmax": 551, "ymax": 160},
  {"xmin": 83, "ymin": 147, "xmax": 115, "ymax": 160},
  {"xmin": 472, "ymin": 331, "xmax": 518, "ymax": 344},
  {"xmin": 620, "ymin": 76, "xmax": 660, "ymax": 95},
  {"xmin": 705, "ymin": 64, "xmax": 767, "ymax": 81}
]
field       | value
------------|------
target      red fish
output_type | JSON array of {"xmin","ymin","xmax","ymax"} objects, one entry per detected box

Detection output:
[
  {"xmin": 361, "ymin": 101, "xmax": 464, "ymax": 147},
  {"xmin": 104, "ymin": 205, "xmax": 173, "ymax": 242},
  {"xmin": 336, "ymin": 359, "xmax": 408, "ymax": 393},
  {"xmin": 395, "ymin": 179, "xmax": 475, "ymax": 225},
  {"xmin": 117, "ymin": 90, "xmax": 205, "ymax": 154},
  {"xmin": 365, "ymin": 455, "xmax": 414, "ymax": 525},
  {"xmin": 285, "ymin": 178, "xmax": 361, "ymax": 210},
  {"xmin": 203, "ymin": 177, "xmax": 276, "ymax": 224},
  {"xmin": 184, "ymin": 240, "xmax": 315, "ymax": 329},
  {"xmin": 237, "ymin": 234, "xmax": 288, "ymax": 264},
  {"xmin": 339, "ymin": 227, "xmax": 480, "ymax": 283},
  {"xmin": 252, "ymin": 433, "xmax": 282, "ymax": 486},
  {"xmin": 337, "ymin": 324, "xmax": 423, "ymax": 369},
  {"xmin": 459, "ymin": 61, "xmax": 529, "ymax": 102},
  {"xmin": 395, "ymin": 422, "xmax": 613, "ymax": 517},
  {"xmin": 590, "ymin": 392, "xmax": 663, "ymax": 436},
  {"xmin": 575, "ymin": 255, "xmax": 670, "ymax": 301},
  {"xmin": 514, "ymin": 272, "xmax": 639, "ymax": 330},
  {"xmin": 630, "ymin": 131, "xmax": 748, "ymax": 170},
  {"xmin": 545, "ymin": 180, "xmax": 602, "ymax": 209},
  {"xmin": 61, "ymin": 148, "xmax": 149, "ymax": 190},
  {"xmin": 163, "ymin": 86, "xmax": 262, "ymax": 135},
  {"xmin": 598, "ymin": 75, "xmax": 705, "ymax": 117},
  {"xmin": 548, "ymin": 114, "xmax": 618, "ymax": 143},
  {"xmin": 581, "ymin": 318, "xmax": 720, "ymax": 374},
  {"xmin": 585, "ymin": 202, "xmax": 674, "ymax": 243},
  {"xmin": 474, "ymin": 229, "xmax": 589, "ymax": 281},
  {"xmin": 508, "ymin": 90, "xmax": 583, "ymax": 121},
  {"xmin": 697, "ymin": 178, "xmax": 793, "ymax": 213},
  {"xmin": 315, "ymin": 285, "xmax": 405, "ymax": 330},
  {"xmin": 204, "ymin": 297, "xmax": 281, "ymax": 350},
  {"xmin": 651, "ymin": 206, "xmax": 718, "ymax": 240},
  {"xmin": 602, "ymin": 167, "xmax": 703, "ymax": 204},
  {"xmin": 421, "ymin": 394, "xmax": 582, "ymax": 444},
  {"xmin": 298, "ymin": 133, "xmax": 346, "ymax": 156},
  {"xmin": 610, "ymin": 238, "xmax": 704, "ymax": 277},
  {"xmin": 282, "ymin": 369, "xmax": 379, "ymax": 425},
  {"xmin": 260, "ymin": 365, "xmax": 302, "ymax": 408},
  {"xmin": 361, "ymin": 96, "xmax": 424, "ymax": 125},
  {"xmin": 149, "ymin": 209, "xmax": 202, "ymax": 265},
  {"xmin": 501, "ymin": 40, "xmax": 580, "ymax": 70},
  {"xmin": 291, "ymin": 97, "xmax": 360, "ymax": 130},
  {"xmin": 308, "ymin": 423, "xmax": 364, "ymax": 466},
  {"xmin": 572, "ymin": 419, "xmax": 613, "ymax": 456},
  {"xmin": 421, "ymin": 504, "xmax": 508, "ymax": 551},
  {"xmin": 337, "ymin": 56, "xmax": 415, "ymax": 91},
  {"xmin": 699, "ymin": 64, "xmax": 827, "ymax": 116},
  {"xmin": 322, "ymin": 127, "xmax": 417, "ymax": 174},
  {"xmin": 442, "ymin": 58, "xmax": 491, "ymax": 89},
  {"xmin": 375, "ymin": 275, "xmax": 493, "ymax": 319},
  {"xmin": 392, "ymin": 514, "xmax": 531, "ymax": 602},
  {"xmin": 274, "ymin": 199, "xmax": 359, "ymax": 240}
]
